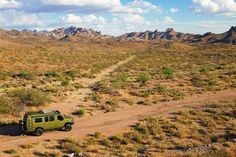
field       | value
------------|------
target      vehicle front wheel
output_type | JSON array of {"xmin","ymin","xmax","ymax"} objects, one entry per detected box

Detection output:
[
  {"xmin": 65, "ymin": 124, "xmax": 72, "ymax": 132},
  {"xmin": 35, "ymin": 128, "xmax": 43, "ymax": 136}
]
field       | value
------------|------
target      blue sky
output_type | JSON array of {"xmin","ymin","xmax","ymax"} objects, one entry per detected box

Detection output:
[{"xmin": 0, "ymin": 0, "xmax": 236, "ymax": 36}]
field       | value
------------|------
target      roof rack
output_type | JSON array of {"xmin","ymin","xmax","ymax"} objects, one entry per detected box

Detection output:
[{"xmin": 39, "ymin": 110, "xmax": 60, "ymax": 114}]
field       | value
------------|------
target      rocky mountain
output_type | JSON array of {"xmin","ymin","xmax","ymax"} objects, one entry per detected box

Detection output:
[
  {"xmin": 117, "ymin": 28, "xmax": 194, "ymax": 41},
  {"xmin": 1, "ymin": 26, "xmax": 235, "ymax": 45},
  {"xmin": 2, "ymin": 26, "xmax": 113, "ymax": 41},
  {"xmin": 117, "ymin": 26, "xmax": 236, "ymax": 45},
  {"xmin": 221, "ymin": 26, "xmax": 236, "ymax": 45}
]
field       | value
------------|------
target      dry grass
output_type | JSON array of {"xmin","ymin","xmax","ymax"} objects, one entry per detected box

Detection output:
[
  {"xmin": 90, "ymin": 43, "xmax": 236, "ymax": 111},
  {"xmin": 0, "ymin": 39, "xmax": 144, "ymax": 116},
  {"xmin": 57, "ymin": 99, "xmax": 236, "ymax": 157}
]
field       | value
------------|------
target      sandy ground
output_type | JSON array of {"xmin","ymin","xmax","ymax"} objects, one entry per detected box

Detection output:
[{"xmin": 0, "ymin": 56, "xmax": 235, "ymax": 156}]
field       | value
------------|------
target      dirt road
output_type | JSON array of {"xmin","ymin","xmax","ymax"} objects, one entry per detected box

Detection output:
[
  {"xmin": 0, "ymin": 89, "xmax": 235, "ymax": 153},
  {"xmin": 0, "ymin": 56, "xmax": 235, "ymax": 154},
  {"xmin": 43, "ymin": 56, "xmax": 135, "ymax": 114}
]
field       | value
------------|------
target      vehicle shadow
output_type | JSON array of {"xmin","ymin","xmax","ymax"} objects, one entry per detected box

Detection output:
[{"xmin": 0, "ymin": 125, "xmax": 22, "ymax": 136}]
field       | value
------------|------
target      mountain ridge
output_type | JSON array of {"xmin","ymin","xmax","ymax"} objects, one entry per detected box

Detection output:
[{"xmin": 1, "ymin": 26, "xmax": 235, "ymax": 45}]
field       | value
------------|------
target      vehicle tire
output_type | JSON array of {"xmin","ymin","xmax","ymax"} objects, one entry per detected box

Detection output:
[
  {"xmin": 35, "ymin": 128, "xmax": 43, "ymax": 136},
  {"xmin": 65, "ymin": 124, "xmax": 72, "ymax": 132}
]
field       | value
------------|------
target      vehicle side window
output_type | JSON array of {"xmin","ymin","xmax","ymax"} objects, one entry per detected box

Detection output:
[
  {"xmin": 58, "ymin": 115, "xmax": 64, "ymax": 121},
  {"xmin": 35, "ymin": 118, "xmax": 42, "ymax": 123},
  {"xmin": 49, "ymin": 116, "xmax": 54, "ymax": 121},
  {"xmin": 45, "ymin": 117, "xmax": 49, "ymax": 122}
]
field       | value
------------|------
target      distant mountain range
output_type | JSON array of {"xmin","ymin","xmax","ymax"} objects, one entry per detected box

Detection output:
[
  {"xmin": 118, "ymin": 26, "xmax": 236, "ymax": 45},
  {"xmin": 0, "ymin": 26, "xmax": 235, "ymax": 45}
]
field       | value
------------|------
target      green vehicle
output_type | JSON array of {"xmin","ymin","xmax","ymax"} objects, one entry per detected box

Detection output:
[{"xmin": 19, "ymin": 110, "xmax": 74, "ymax": 136}]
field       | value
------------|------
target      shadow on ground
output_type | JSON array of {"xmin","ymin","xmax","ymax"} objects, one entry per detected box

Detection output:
[{"xmin": 0, "ymin": 125, "xmax": 22, "ymax": 136}]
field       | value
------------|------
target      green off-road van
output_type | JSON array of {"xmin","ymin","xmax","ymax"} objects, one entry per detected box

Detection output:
[{"xmin": 19, "ymin": 110, "xmax": 74, "ymax": 136}]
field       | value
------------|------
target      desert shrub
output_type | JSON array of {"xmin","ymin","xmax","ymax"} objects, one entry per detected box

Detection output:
[
  {"xmin": 0, "ymin": 96, "xmax": 13, "ymax": 114},
  {"xmin": 101, "ymin": 139, "xmax": 111, "ymax": 147},
  {"xmin": 73, "ymin": 108, "xmax": 86, "ymax": 116},
  {"xmin": 162, "ymin": 68, "xmax": 174, "ymax": 79},
  {"xmin": 90, "ymin": 93, "xmax": 101, "ymax": 103},
  {"xmin": 191, "ymin": 75, "xmax": 205, "ymax": 87},
  {"xmin": 200, "ymin": 149, "xmax": 233, "ymax": 157},
  {"xmin": 94, "ymin": 132, "xmax": 102, "ymax": 139},
  {"xmin": 207, "ymin": 76, "xmax": 218, "ymax": 86},
  {"xmin": 137, "ymin": 72, "xmax": 150, "ymax": 85},
  {"xmin": 10, "ymin": 88, "xmax": 50, "ymax": 106},
  {"xmin": 154, "ymin": 84, "xmax": 167, "ymax": 94},
  {"xmin": 3, "ymin": 149, "xmax": 17, "ymax": 154},
  {"xmin": 63, "ymin": 70, "xmax": 77, "ymax": 79},
  {"xmin": 168, "ymin": 89, "xmax": 185, "ymax": 100},
  {"xmin": 0, "ymin": 71, "xmax": 8, "ymax": 80},
  {"xmin": 44, "ymin": 86, "xmax": 60, "ymax": 93},
  {"xmin": 14, "ymin": 71, "xmax": 34, "ymax": 80},
  {"xmin": 61, "ymin": 79, "xmax": 70, "ymax": 87},
  {"xmin": 111, "ymin": 72, "xmax": 129, "ymax": 89},
  {"xmin": 45, "ymin": 71, "xmax": 60, "ymax": 77},
  {"xmin": 102, "ymin": 100, "xmax": 118, "ymax": 112},
  {"xmin": 39, "ymin": 151, "xmax": 60, "ymax": 157},
  {"xmin": 61, "ymin": 138, "xmax": 81, "ymax": 154},
  {"xmin": 20, "ymin": 144, "xmax": 33, "ymax": 149}
]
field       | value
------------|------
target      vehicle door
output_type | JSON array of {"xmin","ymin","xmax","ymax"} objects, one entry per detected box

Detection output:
[
  {"xmin": 43, "ymin": 115, "xmax": 56, "ymax": 130},
  {"xmin": 56, "ymin": 114, "xmax": 65, "ymax": 129},
  {"xmin": 33, "ymin": 117, "xmax": 43, "ymax": 131}
]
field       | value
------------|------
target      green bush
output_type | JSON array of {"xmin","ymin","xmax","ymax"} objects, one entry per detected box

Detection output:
[
  {"xmin": 10, "ymin": 88, "xmax": 50, "ymax": 106},
  {"xmin": 61, "ymin": 79, "xmax": 70, "ymax": 87},
  {"xmin": 137, "ymin": 73, "xmax": 150, "ymax": 85},
  {"xmin": 162, "ymin": 68, "xmax": 174, "ymax": 79},
  {"xmin": 0, "ymin": 96, "xmax": 13, "ymax": 114}
]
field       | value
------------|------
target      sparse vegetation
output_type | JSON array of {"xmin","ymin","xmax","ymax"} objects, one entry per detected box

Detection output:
[
  {"xmin": 90, "ymin": 44, "xmax": 236, "ymax": 111},
  {"xmin": 56, "ymin": 100, "xmax": 236, "ymax": 157}
]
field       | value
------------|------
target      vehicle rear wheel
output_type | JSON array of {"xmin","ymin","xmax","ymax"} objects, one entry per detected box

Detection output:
[
  {"xmin": 65, "ymin": 124, "xmax": 72, "ymax": 131},
  {"xmin": 35, "ymin": 128, "xmax": 43, "ymax": 136}
]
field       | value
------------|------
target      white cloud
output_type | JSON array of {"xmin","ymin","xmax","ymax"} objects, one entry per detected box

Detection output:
[
  {"xmin": 170, "ymin": 8, "xmax": 178, "ymax": 13},
  {"xmin": 164, "ymin": 16, "xmax": 175, "ymax": 24},
  {"xmin": 0, "ymin": 0, "xmax": 21, "ymax": 9},
  {"xmin": 127, "ymin": 0, "xmax": 160, "ymax": 12},
  {"xmin": 192, "ymin": 0, "xmax": 236, "ymax": 15},
  {"xmin": 60, "ymin": 14, "xmax": 106, "ymax": 29},
  {"xmin": 42, "ymin": 0, "xmax": 121, "ymax": 8},
  {"xmin": 0, "ymin": 10, "xmax": 43, "ymax": 29},
  {"xmin": 40, "ymin": 0, "xmax": 160, "ymax": 14}
]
